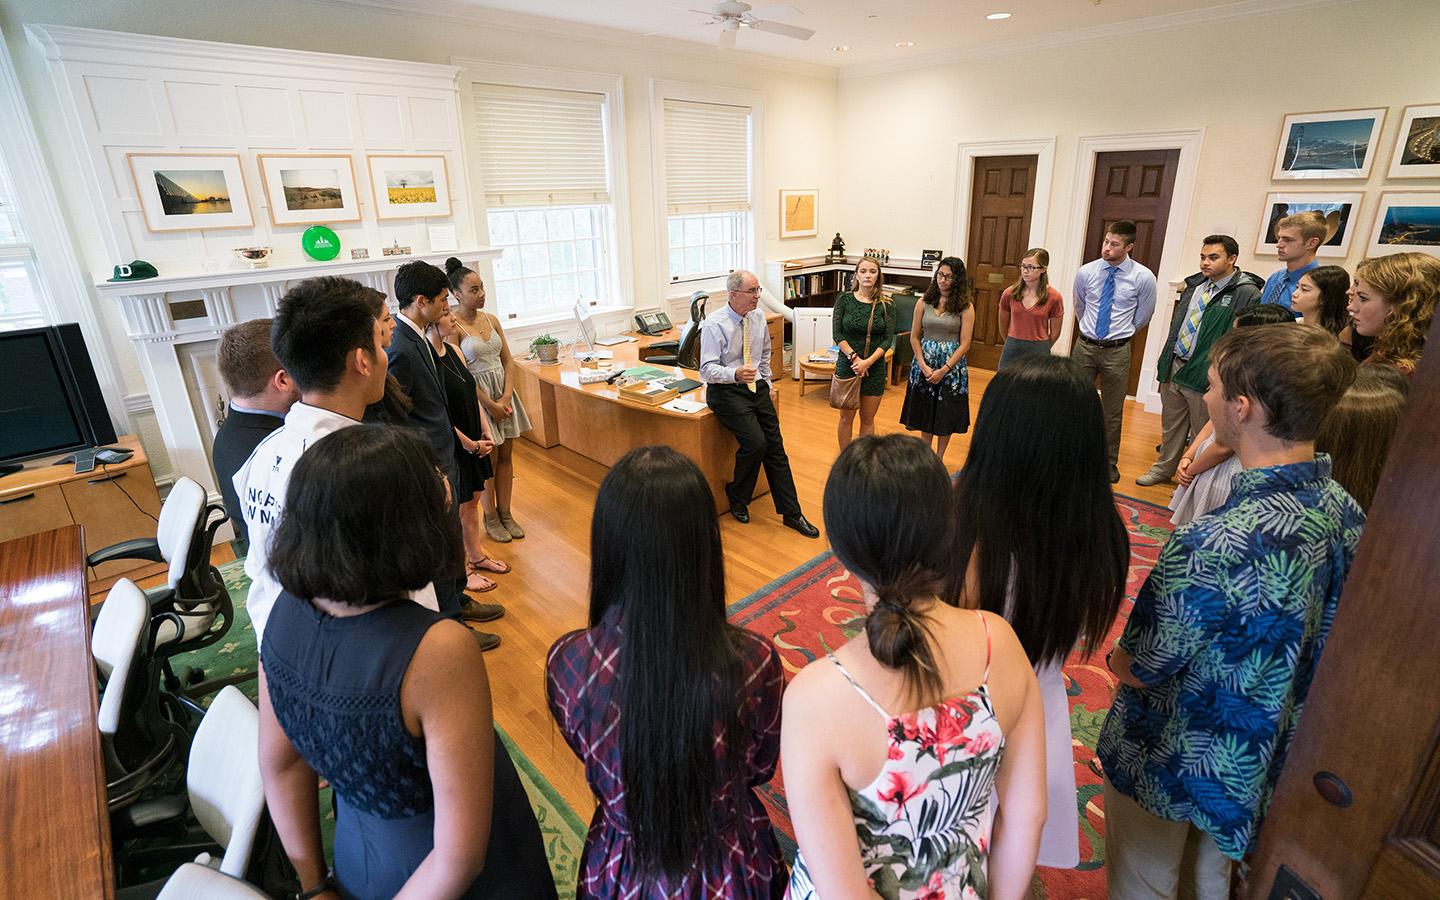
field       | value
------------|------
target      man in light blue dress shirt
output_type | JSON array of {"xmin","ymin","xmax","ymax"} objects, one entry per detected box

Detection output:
[
  {"xmin": 1259, "ymin": 209, "xmax": 1325, "ymax": 310},
  {"xmin": 1070, "ymin": 220, "xmax": 1158, "ymax": 483},
  {"xmin": 699, "ymin": 269, "xmax": 818, "ymax": 538}
]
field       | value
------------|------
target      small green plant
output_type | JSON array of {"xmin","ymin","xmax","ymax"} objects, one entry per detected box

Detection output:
[{"xmin": 529, "ymin": 333, "xmax": 559, "ymax": 348}]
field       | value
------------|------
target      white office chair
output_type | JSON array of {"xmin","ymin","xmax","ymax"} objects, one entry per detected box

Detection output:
[
  {"xmin": 154, "ymin": 863, "xmax": 269, "ymax": 899},
  {"xmin": 93, "ymin": 578, "xmax": 149, "ymax": 739}
]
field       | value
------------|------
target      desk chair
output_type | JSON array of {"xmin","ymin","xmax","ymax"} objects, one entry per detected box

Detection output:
[
  {"xmin": 648, "ymin": 291, "xmax": 707, "ymax": 369},
  {"xmin": 88, "ymin": 477, "xmax": 245, "ymax": 715},
  {"xmin": 151, "ymin": 863, "xmax": 270, "ymax": 899},
  {"xmin": 889, "ymin": 291, "xmax": 920, "ymax": 386}
]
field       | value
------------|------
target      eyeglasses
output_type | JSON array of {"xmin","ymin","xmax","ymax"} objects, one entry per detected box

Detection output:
[
  {"xmin": 1020, "ymin": 264, "xmax": 1046, "ymax": 273},
  {"xmin": 735, "ymin": 287, "xmax": 762, "ymax": 295}
]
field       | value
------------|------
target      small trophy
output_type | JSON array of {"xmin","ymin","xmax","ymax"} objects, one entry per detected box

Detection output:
[{"xmin": 827, "ymin": 232, "xmax": 846, "ymax": 262}]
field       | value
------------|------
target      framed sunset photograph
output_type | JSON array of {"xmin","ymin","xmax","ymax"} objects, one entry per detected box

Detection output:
[
  {"xmin": 126, "ymin": 153, "xmax": 253, "ymax": 232},
  {"xmin": 258, "ymin": 154, "xmax": 361, "ymax": 227},
  {"xmin": 366, "ymin": 154, "xmax": 452, "ymax": 219},
  {"xmin": 1256, "ymin": 192, "xmax": 1362, "ymax": 258},
  {"xmin": 1271, "ymin": 108, "xmax": 1386, "ymax": 180},
  {"xmin": 1366, "ymin": 192, "xmax": 1440, "ymax": 258}
]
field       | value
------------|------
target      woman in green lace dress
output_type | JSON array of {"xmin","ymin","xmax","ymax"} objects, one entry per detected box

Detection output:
[{"xmin": 833, "ymin": 255, "xmax": 896, "ymax": 450}]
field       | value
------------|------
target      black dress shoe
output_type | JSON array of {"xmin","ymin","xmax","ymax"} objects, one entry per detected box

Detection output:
[
  {"xmin": 471, "ymin": 630, "xmax": 501, "ymax": 652},
  {"xmin": 782, "ymin": 514, "xmax": 820, "ymax": 538},
  {"xmin": 730, "ymin": 500, "xmax": 750, "ymax": 523}
]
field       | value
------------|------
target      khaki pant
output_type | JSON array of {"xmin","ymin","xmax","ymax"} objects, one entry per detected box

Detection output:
[
  {"xmin": 1153, "ymin": 380, "xmax": 1209, "ymax": 479},
  {"xmin": 1069, "ymin": 337, "xmax": 1132, "ymax": 469},
  {"xmin": 1103, "ymin": 778, "xmax": 1234, "ymax": 900}
]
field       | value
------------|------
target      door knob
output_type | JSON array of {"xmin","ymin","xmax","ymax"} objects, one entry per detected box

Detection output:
[{"xmin": 1312, "ymin": 771, "xmax": 1353, "ymax": 807}]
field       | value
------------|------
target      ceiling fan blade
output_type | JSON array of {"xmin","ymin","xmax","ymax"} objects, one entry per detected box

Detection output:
[
  {"xmin": 717, "ymin": 27, "xmax": 738, "ymax": 49},
  {"xmin": 745, "ymin": 18, "xmax": 815, "ymax": 40},
  {"xmin": 748, "ymin": 3, "xmax": 804, "ymax": 18}
]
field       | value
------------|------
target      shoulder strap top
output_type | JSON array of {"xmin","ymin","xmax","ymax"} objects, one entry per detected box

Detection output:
[{"xmin": 826, "ymin": 609, "xmax": 991, "ymax": 720}]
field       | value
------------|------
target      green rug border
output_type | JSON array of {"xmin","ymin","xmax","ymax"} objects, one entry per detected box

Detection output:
[{"xmin": 497, "ymin": 727, "xmax": 588, "ymax": 838}]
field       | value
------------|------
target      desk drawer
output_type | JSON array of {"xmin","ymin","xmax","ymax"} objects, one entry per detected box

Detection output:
[{"xmin": 0, "ymin": 485, "xmax": 72, "ymax": 544}]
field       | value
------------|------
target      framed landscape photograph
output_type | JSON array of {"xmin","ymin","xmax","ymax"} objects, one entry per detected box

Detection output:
[
  {"xmin": 1387, "ymin": 103, "xmax": 1440, "ymax": 179},
  {"xmin": 1271, "ymin": 108, "xmax": 1386, "ymax": 180},
  {"xmin": 258, "ymin": 154, "xmax": 361, "ymax": 227},
  {"xmin": 1256, "ymin": 192, "xmax": 1363, "ymax": 258},
  {"xmin": 126, "ymin": 153, "xmax": 253, "ymax": 232},
  {"xmin": 366, "ymin": 154, "xmax": 451, "ymax": 219},
  {"xmin": 1367, "ymin": 192, "xmax": 1440, "ymax": 258},
  {"xmin": 779, "ymin": 188, "xmax": 818, "ymax": 239}
]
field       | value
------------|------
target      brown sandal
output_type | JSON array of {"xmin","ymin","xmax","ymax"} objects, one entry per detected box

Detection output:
[
  {"xmin": 464, "ymin": 570, "xmax": 498, "ymax": 593},
  {"xmin": 469, "ymin": 557, "xmax": 511, "ymax": 575}
]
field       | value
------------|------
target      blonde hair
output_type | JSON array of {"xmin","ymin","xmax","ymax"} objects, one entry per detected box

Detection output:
[
  {"xmin": 1355, "ymin": 252, "xmax": 1440, "ymax": 372},
  {"xmin": 1276, "ymin": 210, "xmax": 1328, "ymax": 245},
  {"xmin": 1314, "ymin": 366, "xmax": 1408, "ymax": 512},
  {"xmin": 852, "ymin": 255, "xmax": 888, "ymax": 303}
]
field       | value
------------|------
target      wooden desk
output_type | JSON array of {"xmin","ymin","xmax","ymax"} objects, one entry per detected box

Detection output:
[
  {"xmin": 629, "ymin": 311, "xmax": 783, "ymax": 363},
  {"xmin": 513, "ymin": 342, "xmax": 770, "ymax": 512},
  {"xmin": 0, "ymin": 525, "xmax": 115, "ymax": 899}
]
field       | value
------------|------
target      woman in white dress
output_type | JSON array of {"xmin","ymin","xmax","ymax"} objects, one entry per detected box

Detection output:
[
  {"xmin": 947, "ymin": 354, "xmax": 1130, "ymax": 869},
  {"xmin": 447, "ymin": 257, "xmax": 534, "ymax": 545}
]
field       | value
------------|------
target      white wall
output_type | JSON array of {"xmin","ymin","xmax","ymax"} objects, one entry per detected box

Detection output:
[{"xmin": 0, "ymin": 0, "xmax": 839, "ymax": 474}]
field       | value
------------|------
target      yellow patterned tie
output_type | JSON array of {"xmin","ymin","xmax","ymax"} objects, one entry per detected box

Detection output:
[{"xmin": 741, "ymin": 316, "xmax": 755, "ymax": 392}]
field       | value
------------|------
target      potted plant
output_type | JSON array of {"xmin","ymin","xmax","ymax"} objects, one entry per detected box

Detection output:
[{"xmin": 530, "ymin": 333, "xmax": 560, "ymax": 364}]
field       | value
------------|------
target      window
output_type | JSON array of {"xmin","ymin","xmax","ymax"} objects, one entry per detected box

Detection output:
[
  {"xmin": 662, "ymin": 99, "xmax": 752, "ymax": 283},
  {"xmin": 473, "ymin": 82, "xmax": 616, "ymax": 319},
  {"xmin": 0, "ymin": 150, "xmax": 46, "ymax": 331}
]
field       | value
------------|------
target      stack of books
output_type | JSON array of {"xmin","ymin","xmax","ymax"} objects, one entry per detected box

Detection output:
[{"xmin": 618, "ymin": 380, "xmax": 679, "ymax": 406}]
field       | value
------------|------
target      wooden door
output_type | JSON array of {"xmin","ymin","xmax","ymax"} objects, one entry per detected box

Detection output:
[
  {"xmin": 1249, "ymin": 325, "xmax": 1440, "ymax": 899},
  {"xmin": 965, "ymin": 155, "xmax": 1038, "ymax": 371},
  {"xmin": 1081, "ymin": 149, "xmax": 1179, "ymax": 393}
]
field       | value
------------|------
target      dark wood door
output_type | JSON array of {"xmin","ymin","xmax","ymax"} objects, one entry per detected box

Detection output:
[
  {"xmin": 965, "ymin": 155, "xmax": 1038, "ymax": 371},
  {"xmin": 1249, "ymin": 321, "xmax": 1440, "ymax": 899},
  {"xmin": 1081, "ymin": 149, "xmax": 1180, "ymax": 393}
]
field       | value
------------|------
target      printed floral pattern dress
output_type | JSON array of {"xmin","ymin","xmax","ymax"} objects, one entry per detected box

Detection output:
[{"xmin": 788, "ymin": 612, "xmax": 1005, "ymax": 900}]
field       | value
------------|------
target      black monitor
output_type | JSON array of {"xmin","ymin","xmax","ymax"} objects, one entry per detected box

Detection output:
[{"xmin": 0, "ymin": 324, "xmax": 118, "ymax": 475}]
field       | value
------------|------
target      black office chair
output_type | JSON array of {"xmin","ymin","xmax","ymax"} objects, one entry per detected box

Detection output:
[{"xmin": 649, "ymin": 291, "xmax": 708, "ymax": 369}]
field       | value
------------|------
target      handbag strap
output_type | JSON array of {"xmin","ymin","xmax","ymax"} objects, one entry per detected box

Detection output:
[{"xmin": 859, "ymin": 292, "xmax": 878, "ymax": 358}]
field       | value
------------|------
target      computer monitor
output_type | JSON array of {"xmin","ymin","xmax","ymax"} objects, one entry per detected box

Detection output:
[
  {"xmin": 573, "ymin": 299, "xmax": 599, "ymax": 358},
  {"xmin": 0, "ymin": 323, "xmax": 118, "ymax": 475}
]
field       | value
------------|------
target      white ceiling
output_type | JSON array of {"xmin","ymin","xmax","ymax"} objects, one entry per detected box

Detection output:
[{"xmin": 435, "ymin": 0, "xmax": 1341, "ymax": 70}]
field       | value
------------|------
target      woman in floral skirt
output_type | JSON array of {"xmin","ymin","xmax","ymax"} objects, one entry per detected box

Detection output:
[{"xmin": 899, "ymin": 257, "xmax": 974, "ymax": 465}]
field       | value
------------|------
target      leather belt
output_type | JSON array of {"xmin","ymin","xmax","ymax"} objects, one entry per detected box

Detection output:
[{"xmin": 1078, "ymin": 334, "xmax": 1131, "ymax": 350}]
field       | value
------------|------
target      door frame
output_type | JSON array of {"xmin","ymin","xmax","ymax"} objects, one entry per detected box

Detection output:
[
  {"xmin": 1062, "ymin": 129, "xmax": 1205, "ymax": 412},
  {"xmin": 951, "ymin": 138, "xmax": 1056, "ymax": 265}
]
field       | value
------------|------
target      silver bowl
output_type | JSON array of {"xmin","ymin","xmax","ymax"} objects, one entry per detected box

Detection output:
[{"xmin": 234, "ymin": 247, "xmax": 272, "ymax": 268}]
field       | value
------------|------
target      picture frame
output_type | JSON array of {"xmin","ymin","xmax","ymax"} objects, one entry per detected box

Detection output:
[
  {"xmin": 921, "ymin": 249, "xmax": 943, "ymax": 269},
  {"xmin": 1366, "ymin": 192, "xmax": 1440, "ymax": 258},
  {"xmin": 1387, "ymin": 103, "xmax": 1440, "ymax": 179},
  {"xmin": 366, "ymin": 154, "xmax": 452, "ymax": 219},
  {"xmin": 126, "ymin": 152, "xmax": 253, "ymax": 232},
  {"xmin": 257, "ymin": 154, "xmax": 361, "ymax": 227},
  {"xmin": 1255, "ymin": 192, "xmax": 1363, "ymax": 259},
  {"xmin": 779, "ymin": 188, "xmax": 818, "ymax": 239},
  {"xmin": 1270, "ymin": 108, "xmax": 1386, "ymax": 180}
]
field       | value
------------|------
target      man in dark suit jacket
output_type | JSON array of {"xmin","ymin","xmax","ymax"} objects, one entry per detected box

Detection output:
[
  {"xmin": 212, "ymin": 318, "xmax": 297, "ymax": 554},
  {"xmin": 388, "ymin": 261, "xmax": 504, "ymax": 638}
]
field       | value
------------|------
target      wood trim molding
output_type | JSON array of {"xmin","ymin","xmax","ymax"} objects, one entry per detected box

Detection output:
[{"xmin": 950, "ymin": 138, "xmax": 1056, "ymax": 273}]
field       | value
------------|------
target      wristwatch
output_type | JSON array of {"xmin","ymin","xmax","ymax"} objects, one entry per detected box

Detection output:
[{"xmin": 294, "ymin": 873, "xmax": 336, "ymax": 900}]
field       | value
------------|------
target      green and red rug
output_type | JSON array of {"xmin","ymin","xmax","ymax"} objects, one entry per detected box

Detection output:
[{"xmin": 725, "ymin": 493, "xmax": 1174, "ymax": 900}]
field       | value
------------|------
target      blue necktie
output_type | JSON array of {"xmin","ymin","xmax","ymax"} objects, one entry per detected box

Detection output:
[{"xmin": 1095, "ymin": 266, "xmax": 1119, "ymax": 339}]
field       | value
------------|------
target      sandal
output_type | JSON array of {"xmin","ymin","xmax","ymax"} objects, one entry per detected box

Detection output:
[
  {"xmin": 465, "ymin": 570, "xmax": 498, "ymax": 593},
  {"xmin": 469, "ymin": 557, "xmax": 511, "ymax": 575}
]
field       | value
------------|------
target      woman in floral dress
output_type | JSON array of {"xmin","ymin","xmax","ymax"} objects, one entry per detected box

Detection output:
[
  {"xmin": 546, "ymin": 446, "xmax": 787, "ymax": 898},
  {"xmin": 899, "ymin": 256, "xmax": 975, "ymax": 464},
  {"xmin": 782, "ymin": 435, "xmax": 1046, "ymax": 900}
]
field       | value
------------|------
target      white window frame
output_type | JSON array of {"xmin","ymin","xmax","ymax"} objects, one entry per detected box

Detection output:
[
  {"xmin": 649, "ymin": 80, "xmax": 764, "ymax": 311},
  {"xmin": 455, "ymin": 59, "xmax": 633, "ymax": 332}
]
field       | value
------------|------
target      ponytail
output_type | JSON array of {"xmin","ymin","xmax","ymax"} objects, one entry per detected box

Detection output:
[
  {"xmin": 866, "ymin": 565, "xmax": 944, "ymax": 704},
  {"xmin": 444, "ymin": 256, "xmax": 473, "ymax": 292}
]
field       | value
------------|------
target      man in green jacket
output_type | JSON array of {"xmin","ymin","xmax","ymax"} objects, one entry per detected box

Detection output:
[{"xmin": 1136, "ymin": 235, "xmax": 1262, "ymax": 487}]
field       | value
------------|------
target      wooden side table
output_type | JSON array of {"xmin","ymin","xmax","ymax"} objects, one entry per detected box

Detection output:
[{"xmin": 797, "ymin": 348, "xmax": 894, "ymax": 397}]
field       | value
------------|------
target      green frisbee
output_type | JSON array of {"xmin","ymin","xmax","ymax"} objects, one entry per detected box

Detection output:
[{"xmin": 301, "ymin": 225, "xmax": 341, "ymax": 261}]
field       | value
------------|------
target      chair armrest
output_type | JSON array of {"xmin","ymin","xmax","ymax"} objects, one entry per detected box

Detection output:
[
  {"xmin": 88, "ymin": 537, "xmax": 163, "ymax": 568},
  {"xmin": 648, "ymin": 340, "xmax": 680, "ymax": 353},
  {"xmin": 647, "ymin": 354, "xmax": 679, "ymax": 365}
]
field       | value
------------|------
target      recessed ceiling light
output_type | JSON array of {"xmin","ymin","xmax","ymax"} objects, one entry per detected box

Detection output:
[
  {"xmin": 832, "ymin": 45, "xmax": 851, "ymax": 51},
  {"xmin": 986, "ymin": 12, "xmax": 1013, "ymax": 20},
  {"xmin": 895, "ymin": 40, "xmax": 915, "ymax": 47}
]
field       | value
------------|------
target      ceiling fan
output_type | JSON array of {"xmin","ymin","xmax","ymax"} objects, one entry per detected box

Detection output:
[{"xmin": 668, "ymin": 1, "xmax": 816, "ymax": 50}]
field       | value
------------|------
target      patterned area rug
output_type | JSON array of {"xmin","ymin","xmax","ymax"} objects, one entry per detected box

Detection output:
[
  {"xmin": 188, "ymin": 559, "xmax": 588, "ymax": 899},
  {"xmin": 725, "ymin": 493, "xmax": 1174, "ymax": 900}
]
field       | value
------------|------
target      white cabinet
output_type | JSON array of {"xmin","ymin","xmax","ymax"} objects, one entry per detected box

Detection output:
[{"xmin": 792, "ymin": 307, "xmax": 834, "ymax": 380}]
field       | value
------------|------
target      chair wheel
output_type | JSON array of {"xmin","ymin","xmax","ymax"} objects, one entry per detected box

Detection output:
[{"xmin": 183, "ymin": 667, "xmax": 206, "ymax": 687}]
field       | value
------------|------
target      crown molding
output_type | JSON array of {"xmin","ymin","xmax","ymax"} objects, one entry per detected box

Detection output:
[
  {"xmin": 298, "ymin": 0, "xmax": 836, "ymax": 80},
  {"xmin": 838, "ymin": 0, "xmax": 1363, "ymax": 80}
]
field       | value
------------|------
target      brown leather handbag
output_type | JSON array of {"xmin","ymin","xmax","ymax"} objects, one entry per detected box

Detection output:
[{"xmin": 829, "ymin": 295, "xmax": 878, "ymax": 410}]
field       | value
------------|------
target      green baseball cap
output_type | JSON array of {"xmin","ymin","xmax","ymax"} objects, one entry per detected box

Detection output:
[{"xmin": 107, "ymin": 260, "xmax": 160, "ymax": 281}]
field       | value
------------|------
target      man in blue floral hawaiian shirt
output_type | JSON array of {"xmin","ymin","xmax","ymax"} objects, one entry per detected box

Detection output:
[{"xmin": 1097, "ymin": 323, "xmax": 1365, "ymax": 899}]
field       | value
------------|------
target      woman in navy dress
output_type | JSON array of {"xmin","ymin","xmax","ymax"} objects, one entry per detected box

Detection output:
[{"xmin": 258, "ymin": 425, "xmax": 555, "ymax": 899}]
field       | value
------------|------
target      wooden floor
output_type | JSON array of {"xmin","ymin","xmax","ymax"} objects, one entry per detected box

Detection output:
[{"xmin": 155, "ymin": 365, "xmax": 1173, "ymax": 824}]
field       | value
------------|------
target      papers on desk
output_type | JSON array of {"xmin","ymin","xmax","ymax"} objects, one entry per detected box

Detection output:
[
  {"xmin": 576, "ymin": 350, "xmax": 614, "ymax": 361},
  {"xmin": 596, "ymin": 335, "xmax": 632, "ymax": 346},
  {"xmin": 662, "ymin": 398, "xmax": 706, "ymax": 414}
]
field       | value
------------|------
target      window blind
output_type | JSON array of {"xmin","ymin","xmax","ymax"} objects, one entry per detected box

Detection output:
[
  {"xmin": 472, "ymin": 83, "xmax": 609, "ymax": 207},
  {"xmin": 663, "ymin": 99, "xmax": 751, "ymax": 215}
]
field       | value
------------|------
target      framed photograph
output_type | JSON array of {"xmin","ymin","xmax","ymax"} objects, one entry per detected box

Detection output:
[
  {"xmin": 1366, "ymin": 192, "xmax": 1440, "ymax": 258},
  {"xmin": 1256, "ymin": 192, "xmax": 1363, "ymax": 258},
  {"xmin": 1271, "ymin": 108, "xmax": 1386, "ymax": 180},
  {"xmin": 366, "ymin": 154, "xmax": 451, "ymax": 219},
  {"xmin": 779, "ymin": 188, "xmax": 818, "ymax": 239},
  {"xmin": 1387, "ymin": 103, "xmax": 1440, "ymax": 179},
  {"xmin": 921, "ymin": 249, "xmax": 944, "ymax": 269},
  {"xmin": 257, "ymin": 154, "xmax": 361, "ymax": 227},
  {"xmin": 126, "ymin": 153, "xmax": 253, "ymax": 232}
]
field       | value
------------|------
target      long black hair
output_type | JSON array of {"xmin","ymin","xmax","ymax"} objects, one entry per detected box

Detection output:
[
  {"xmin": 824, "ymin": 434, "xmax": 955, "ymax": 705},
  {"xmin": 947, "ymin": 355, "xmax": 1128, "ymax": 666},
  {"xmin": 921, "ymin": 256, "xmax": 972, "ymax": 317},
  {"xmin": 588, "ymin": 446, "xmax": 746, "ymax": 880}
]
